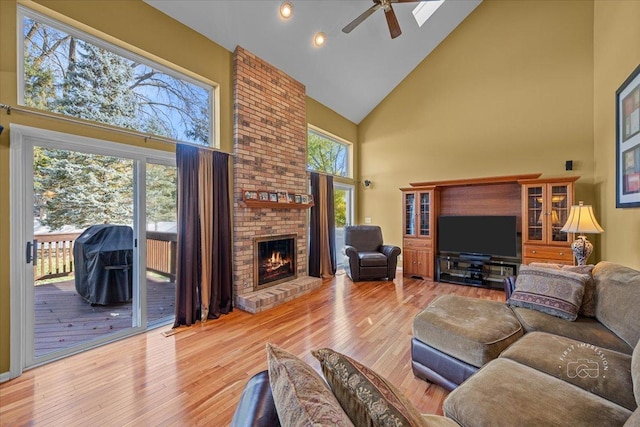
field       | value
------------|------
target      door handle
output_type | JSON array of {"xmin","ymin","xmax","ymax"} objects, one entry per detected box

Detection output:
[{"xmin": 26, "ymin": 240, "xmax": 37, "ymax": 264}]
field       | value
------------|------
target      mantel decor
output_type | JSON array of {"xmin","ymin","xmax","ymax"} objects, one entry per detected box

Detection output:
[
  {"xmin": 240, "ymin": 188, "xmax": 314, "ymax": 209},
  {"xmin": 615, "ymin": 63, "xmax": 640, "ymax": 208}
]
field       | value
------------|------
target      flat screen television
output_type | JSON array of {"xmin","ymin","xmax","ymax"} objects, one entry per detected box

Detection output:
[{"xmin": 438, "ymin": 215, "xmax": 518, "ymax": 258}]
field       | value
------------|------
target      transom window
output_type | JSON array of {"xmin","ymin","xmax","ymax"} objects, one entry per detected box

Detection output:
[
  {"xmin": 19, "ymin": 7, "xmax": 215, "ymax": 147},
  {"xmin": 307, "ymin": 126, "xmax": 351, "ymax": 178}
]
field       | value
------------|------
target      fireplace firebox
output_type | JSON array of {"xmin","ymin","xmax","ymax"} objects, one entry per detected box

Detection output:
[{"xmin": 254, "ymin": 234, "xmax": 297, "ymax": 290}]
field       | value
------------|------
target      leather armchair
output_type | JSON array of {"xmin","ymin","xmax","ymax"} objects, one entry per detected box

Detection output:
[{"xmin": 343, "ymin": 225, "xmax": 401, "ymax": 281}]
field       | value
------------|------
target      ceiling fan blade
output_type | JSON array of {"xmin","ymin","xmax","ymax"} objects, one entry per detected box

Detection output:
[
  {"xmin": 384, "ymin": 5, "xmax": 402, "ymax": 39},
  {"xmin": 342, "ymin": 3, "xmax": 381, "ymax": 33}
]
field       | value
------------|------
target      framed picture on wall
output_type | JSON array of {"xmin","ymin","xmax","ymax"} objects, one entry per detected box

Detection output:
[{"xmin": 616, "ymin": 64, "xmax": 640, "ymax": 208}]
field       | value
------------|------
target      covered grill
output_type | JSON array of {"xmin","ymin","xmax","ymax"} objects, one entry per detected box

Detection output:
[{"xmin": 74, "ymin": 224, "xmax": 133, "ymax": 305}]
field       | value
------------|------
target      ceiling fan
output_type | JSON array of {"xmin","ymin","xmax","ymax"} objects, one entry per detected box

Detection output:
[{"xmin": 342, "ymin": 0, "xmax": 422, "ymax": 39}]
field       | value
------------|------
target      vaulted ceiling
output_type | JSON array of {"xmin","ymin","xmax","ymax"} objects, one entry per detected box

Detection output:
[{"xmin": 145, "ymin": 0, "xmax": 481, "ymax": 124}]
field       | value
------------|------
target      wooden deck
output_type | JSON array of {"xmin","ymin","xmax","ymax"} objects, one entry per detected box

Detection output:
[{"xmin": 34, "ymin": 276, "xmax": 175, "ymax": 356}]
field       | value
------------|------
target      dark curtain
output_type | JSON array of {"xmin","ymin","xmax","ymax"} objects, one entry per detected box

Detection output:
[
  {"xmin": 208, "ymin": 151, "xmax": 233, "ymax": 318},
  {"xmin": 309, "ymin": 172, "xmax": 321, "ymax": 277},
  {"xmin": 309, "ymin": 172, "xmax": 336, "ymax": 278},
  {"xmin": 174, "ymin": 144, "xmax": 201, "ymax": 327},
  {"xmin": 174, "ymin": 146, "xmax": 232, "ymax": 327},
  {"xmin": 325, "ymin": 175, "xmax": 337, "ymax": 275}
]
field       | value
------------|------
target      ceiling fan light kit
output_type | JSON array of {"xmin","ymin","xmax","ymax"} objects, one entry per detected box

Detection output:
[{"xmin": 342, "ymin": 0, "xmax": 427, "ymax": 39}]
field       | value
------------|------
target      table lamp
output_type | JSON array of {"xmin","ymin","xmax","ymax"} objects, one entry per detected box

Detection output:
[{"xmin": 560, "ymin": 201, "xmax": 604, "ymax": 265}]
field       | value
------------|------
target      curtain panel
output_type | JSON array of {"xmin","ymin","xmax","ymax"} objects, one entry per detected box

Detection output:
[
  {"xmin": 174, "ymin": 145, "xmax": 232, "ymax": 328},
  {"xmin": 309, "ymin": 172, "xmax": 336, "ymax": 278}
]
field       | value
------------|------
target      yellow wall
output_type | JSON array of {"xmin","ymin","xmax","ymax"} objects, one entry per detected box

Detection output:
[
  {"xmin": 0, "ymin": 0, "xmax": 356, "ymax": 374},
  {"xmin": 593, "ymin": 1, "xmax": 640, "ymax": 269},
  {"xmin": 359, "ymin": 0, "xmax": 596, "ymax": 250}
]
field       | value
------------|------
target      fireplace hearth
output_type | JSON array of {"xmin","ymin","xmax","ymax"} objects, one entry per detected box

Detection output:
[{"xmin": 254, "ymin": 235, "xmax": 297, "ymax": 290}]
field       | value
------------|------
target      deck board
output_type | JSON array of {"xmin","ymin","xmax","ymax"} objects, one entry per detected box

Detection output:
[{"xmin": 34, "ymin": 277, "xmax": 175, "ymax": 355}]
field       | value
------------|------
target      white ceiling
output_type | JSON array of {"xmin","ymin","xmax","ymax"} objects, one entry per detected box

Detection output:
[{"xmin": 144, "ymin": 0, "xmax": 481, "ymax": 124}]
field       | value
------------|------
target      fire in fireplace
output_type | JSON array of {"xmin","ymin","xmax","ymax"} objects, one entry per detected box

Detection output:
[{"xmin": 254, "ymin": 234, "xmax": 297, "ymax": 290}]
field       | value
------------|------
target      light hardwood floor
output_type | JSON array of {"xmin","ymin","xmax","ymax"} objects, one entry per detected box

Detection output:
[{"xmin": 0, "ymin": 272, "xmax": 504, "ymax": 426}]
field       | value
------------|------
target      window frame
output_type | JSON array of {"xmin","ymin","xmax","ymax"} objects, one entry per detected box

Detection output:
[
  {"xmin": 17, "ymin": 5, "xmax": 219, "ymax": 148},
  {"xmin": 307, "ymin": 124, "xmax": 353, "ymax": 179}
]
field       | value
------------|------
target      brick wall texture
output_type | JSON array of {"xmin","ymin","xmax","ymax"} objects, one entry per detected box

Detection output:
[{"xmin": 232, "ymin": 46, "xmax": 308, "ymax": 299}]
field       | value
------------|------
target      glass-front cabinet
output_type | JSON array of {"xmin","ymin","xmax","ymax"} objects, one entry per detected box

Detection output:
[
  {"xmin": 520, "ymin": 177, "xmax": 578, "ymax": 265},
  {"xmin": 402, "ymin": 187, "xmax": 436, "ymax": 279}
]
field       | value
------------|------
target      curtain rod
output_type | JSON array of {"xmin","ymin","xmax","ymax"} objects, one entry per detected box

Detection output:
[{"xmin": 0, "ymin": 103, "xmax": 233, "ymax": 156}]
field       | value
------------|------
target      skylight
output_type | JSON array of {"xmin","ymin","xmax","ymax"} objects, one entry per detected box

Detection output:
[{"xmin": 412, "ymin": 0, "xmax": 446, "ymax": 28}]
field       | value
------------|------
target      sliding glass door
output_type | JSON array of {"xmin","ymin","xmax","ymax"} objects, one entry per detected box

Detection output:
[
  {"xmin": 334, "ymin": 183, "xmax": 354, "ymax": 269},
  {"xmin": 11, "ymin": 125, "xmax": 175, "ymax": 370}
]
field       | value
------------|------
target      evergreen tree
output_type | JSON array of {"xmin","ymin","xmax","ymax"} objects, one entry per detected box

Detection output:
[
  {"xmin": 56, "ymin": 41, "xmax": 139, "ymax": 129},
  {"xmin": 146, "ymin": 163, "xmax": 177, "ymax": 230},
  {"xmin": 35, "ymin": 148, "xmax": 134, "ymax": 230}
]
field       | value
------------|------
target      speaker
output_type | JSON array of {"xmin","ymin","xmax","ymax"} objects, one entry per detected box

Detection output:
[{"xmin": 565, "ymin": 160, "xmax": 573, "ymax": 171}]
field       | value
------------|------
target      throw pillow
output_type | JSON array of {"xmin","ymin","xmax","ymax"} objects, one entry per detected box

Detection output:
[
  {"xmin": 508, "ymin": 265, "xmax": 589, "ymax": 321},
  {"xmin": 562, "ymin": 264, "xmax": 595, "ymax": 317},
  {"xmin": 312, "ymin": 347, "xmax": 427, "ymax": 427},
  {"xmin": 527, "ymin": 263, "xmax": 596, "ymax": 317},
  {"xmin": 266, "ymin": 343, "xmax": 354, "ymax": 427}
]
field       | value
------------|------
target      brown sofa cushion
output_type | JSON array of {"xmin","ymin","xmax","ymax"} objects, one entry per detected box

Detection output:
[
  {"xmin": 508, "ymin": 265, "xmax": 588, "ymax": 321},
  {"xmin": 511, "ymin": 306, "xmax": 633, "ymax": 354},
  {"xmin": 443, "ymin": 358, "xmax": 632, "ymax": 427},
  {"xmin": 500, "ymin": 332, "xmax": 636, "ymax": 411},
  {"xmin": 266, "ymin": 343, "xmax": 353, "ymax": 427},
  {"xmin": 413, "ymin": 295, "xmax": 523, "ymax": 368},
  {"xmin": 593, "ymin": 262, "xmax": 640, "ymax": 349},
  {"xmin": 529, "ymin": 262, "xmax": 596, "ymax": 316},
  {"xmin": 625, "ymin": 409, "xmax": 640, "ymax": 427}
]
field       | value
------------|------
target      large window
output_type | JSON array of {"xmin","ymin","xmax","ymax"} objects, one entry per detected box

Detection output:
[
  {"xmin": 19, "ymin": 8, "xmax": 215, "ymax": 146},
  {"xmin": 307, "ymin": 127, "xmax": 351, "ymax": 178}
]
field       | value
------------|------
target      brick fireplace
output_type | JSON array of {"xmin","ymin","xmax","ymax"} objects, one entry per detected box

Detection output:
[{"xmin": 232, "ymin": 47, "xmax": 321, "ymax": 313}]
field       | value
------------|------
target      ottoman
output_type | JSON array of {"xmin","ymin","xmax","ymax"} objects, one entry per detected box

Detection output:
[{"xmin": 412, "ymin": 294, "xmax": 523, "ymax": 390}]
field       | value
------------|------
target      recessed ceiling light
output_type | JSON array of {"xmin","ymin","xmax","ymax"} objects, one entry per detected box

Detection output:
[
  {"xmin": 313, "ymin": 32, "xmax": 326, "ymax": 47},
  {"xmin": 280, "ymin": 1, "xmax": 293, "ymax": 19}
]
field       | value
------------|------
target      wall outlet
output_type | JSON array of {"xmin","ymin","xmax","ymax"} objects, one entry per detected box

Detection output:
[{"xmin": 365, "ymin": 217, "xmax": 372, "ymax": 224}]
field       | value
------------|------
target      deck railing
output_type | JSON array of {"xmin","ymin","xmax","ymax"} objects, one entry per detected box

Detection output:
[
  {"xmin": 146, "ymin": 231, "xmax": 177, "ymax": 282},
  {"xmin": 34, "ymin": 231, "xmax": 177, "ymax": 282},
  {"xmin": 34, "ymin": 233, "xmax": 80, "ymax": 281}
]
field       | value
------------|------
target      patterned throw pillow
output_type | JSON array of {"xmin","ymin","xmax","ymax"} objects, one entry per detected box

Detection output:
[
  {"xmin": 312, "ymin": 347, "xmax": 427, "ymax": 427},
  {"xmin": 266, "ymin": 343, "xmax": 354, "ymax": 427},
  {"xmin": 528, "ymin": 263, "xmax": 596, "ymax": 317},
  {"xmin": 508, "ymin": 265, "xmax": 589, "ymax": 321}
]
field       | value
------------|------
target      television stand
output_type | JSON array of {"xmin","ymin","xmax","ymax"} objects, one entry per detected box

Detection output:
[{"xmin": 436, "ymin": 254, "xmax": 519, "ymax": 289}]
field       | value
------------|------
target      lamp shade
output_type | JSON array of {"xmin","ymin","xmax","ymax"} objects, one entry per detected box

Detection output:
[{"xmin": 560, "ymin": 201, "xmax": 604, "ymax": 234}]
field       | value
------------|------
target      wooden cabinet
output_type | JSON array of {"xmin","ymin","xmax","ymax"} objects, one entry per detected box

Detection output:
[
  {"xmin": 401, "ymin": 188, "xmax": 436, "ymax": 279},
  {"xmin": 519, "ymin": 177, "xmax": 578, "ymax": 265},
  {"xmin": 403, "ymin": 239, "xmax": 432, "ymax": 278}
]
